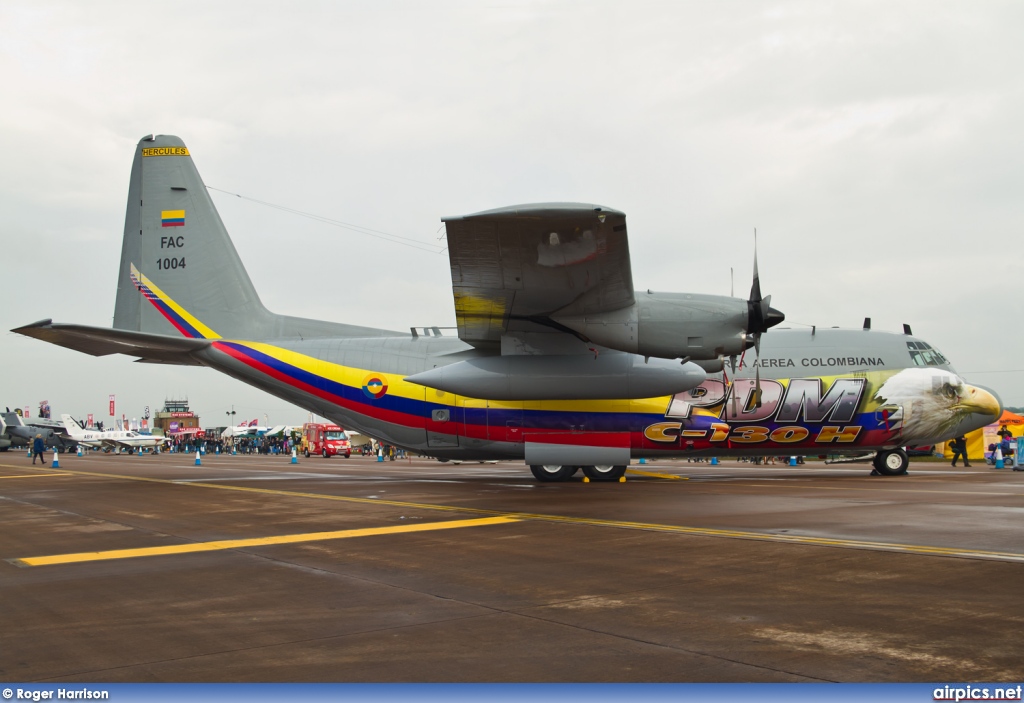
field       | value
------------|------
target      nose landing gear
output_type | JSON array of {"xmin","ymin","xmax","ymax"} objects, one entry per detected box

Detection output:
[{"xmin": 872, "ymin": 449, "xmax": 909, "ymax": 476}]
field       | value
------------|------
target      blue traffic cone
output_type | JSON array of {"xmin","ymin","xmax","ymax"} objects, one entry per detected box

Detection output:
[
  {"xmin": 51, "ymin": 450, "xmax": 60, "ymax": 469},
  {"xmin": 639, "ymin": 457, "xmax": 647, "ymax": 464},
  {"xmin": 789, "ymin": 456, "xmax": 797, "ymax": 466},
  {"xmin": 194, "ymin": 450, "xmax": 202, "ymax": 466},
  {"xmin": 77, "ymin": 445, "xmax": 83, "ymax": 457},
  {"xmin": 291, "ymin": 448, "xmax": 298, "ymax": 464},
  {"xmin": 711, "ymin": 456, "xmax": 719, "ymax": 465},
  {"xmin": 27, "ymin": 447, "xmax": 32, "ymax": 457},
  {"xmin": 231, "ymin": 445, "xmax": 237, "ymax": 455}
]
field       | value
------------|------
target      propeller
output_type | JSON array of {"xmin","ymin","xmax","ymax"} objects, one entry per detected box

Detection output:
[{"xmin": 745, "ymin": 230, "xmax": 785, "ymax": 406}]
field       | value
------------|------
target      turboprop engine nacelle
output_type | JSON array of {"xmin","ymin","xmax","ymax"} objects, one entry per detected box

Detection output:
[
  {"xmin": 405, "ymin": 353, "xmax": 706, "ymax": 401},
  {"xmin": 553, "ymin": 291, "xmax": 779, "ymax": 361}
]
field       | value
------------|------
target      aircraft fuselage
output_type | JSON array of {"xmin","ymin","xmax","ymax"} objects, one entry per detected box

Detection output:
[{"xmin": 194, "ymin": 326, "xmax": 996, "ymax": 461}]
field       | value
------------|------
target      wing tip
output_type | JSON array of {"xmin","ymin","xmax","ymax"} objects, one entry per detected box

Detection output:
[{"xmin": 11, "ymin": 318, "xmax": 54, "ymax": 334}]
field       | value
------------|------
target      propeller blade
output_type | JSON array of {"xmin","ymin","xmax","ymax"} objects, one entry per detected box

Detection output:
[
  {"xmin": 744, "ymin": 230, "xmax": 784, "ymax": 358},
  {"xmin": 754, "ymin": 366, "xmax": 763, "ymax": 408},
  {"xmin": 749, "ymin": 229, "xmax": 761, "ymax": 303}
]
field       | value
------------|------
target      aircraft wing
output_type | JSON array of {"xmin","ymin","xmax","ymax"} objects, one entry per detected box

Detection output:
[
  {"xmin": 12, "ymin": 320, "xmax": 209, "ymax": 365},
  {"xmin": 442, "ymin": 204, "xmax": 634, "ymax": 348}
]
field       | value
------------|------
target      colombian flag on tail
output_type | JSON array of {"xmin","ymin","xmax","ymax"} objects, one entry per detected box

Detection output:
[{"xmin": 161, "ymin": 210, "xmax": 185, "ymax": 227}]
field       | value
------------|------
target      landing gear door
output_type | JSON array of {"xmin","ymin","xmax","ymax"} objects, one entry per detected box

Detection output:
[{"xmin": 425, "ymin": 387, "xmax": 461, "ymax": 448}]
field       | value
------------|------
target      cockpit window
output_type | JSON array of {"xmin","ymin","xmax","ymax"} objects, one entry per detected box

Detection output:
[{"xmin": 907, "ymin": 341, "xmax": 949, "ymax": 366}]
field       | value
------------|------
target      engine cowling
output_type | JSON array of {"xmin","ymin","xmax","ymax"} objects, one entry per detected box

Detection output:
[{"xmin": 553, "ymin": 291, "xmax": 778, "ymax": 361}]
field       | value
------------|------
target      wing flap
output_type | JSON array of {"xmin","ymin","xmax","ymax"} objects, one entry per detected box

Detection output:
[{"xmin": 12, "ymin": 319, "xmax": 209, "ymax": 365}]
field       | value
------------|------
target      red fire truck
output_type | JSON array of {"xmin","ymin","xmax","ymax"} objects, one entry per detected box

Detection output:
[{"xmin": 302, "ymin": 423, "xmax": 351, "ymax": 458}]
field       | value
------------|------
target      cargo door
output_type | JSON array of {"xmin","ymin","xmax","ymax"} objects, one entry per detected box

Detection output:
[{"xmin": 487, "ymin": 399, "xmax": 523, "ymax": 443}]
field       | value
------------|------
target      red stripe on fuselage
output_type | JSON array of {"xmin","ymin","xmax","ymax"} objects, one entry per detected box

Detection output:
[
  {"xmin": 211, "ymin": 343, "xmax": 661, "ymax": 450},
  {"xmin": 212, "ymin": 342, "xmax": 427, "ymax": 430},
  {"xmin": 521, "ymin": 431, "xmax": 630, "ymax": 447}
]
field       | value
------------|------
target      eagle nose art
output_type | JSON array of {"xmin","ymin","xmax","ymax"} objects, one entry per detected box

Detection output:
[{"xmin": 961, "ymin": 384, "xmax": 1002, "ymax": 426}]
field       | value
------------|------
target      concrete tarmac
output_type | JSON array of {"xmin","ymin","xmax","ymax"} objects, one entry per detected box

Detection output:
[{"xmin": 1, "ymin": 452, "xmax": 1022, "ymax": 682}]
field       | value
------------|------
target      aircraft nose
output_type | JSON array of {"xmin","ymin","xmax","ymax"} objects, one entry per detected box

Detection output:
[{"xmin": 951, "ymin": 383, "xmax": 1002, "ymax": 436}]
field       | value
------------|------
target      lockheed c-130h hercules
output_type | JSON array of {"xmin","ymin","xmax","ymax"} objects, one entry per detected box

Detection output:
[{"xmin": 14, "ymin": 135, "xmax": 1002, "ymax": 481}]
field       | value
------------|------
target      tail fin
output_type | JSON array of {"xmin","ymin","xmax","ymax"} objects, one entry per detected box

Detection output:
[
  {"xmin": 61, "ymin": 414, "xmax": 85, "ymax": 438},
  {"xmin": 112, "ymin": 135, "xmax": 397, "ymax": 341},
  {"xmin": 113, "ymin": 135, "xmax": 273, "ymax": 339}
]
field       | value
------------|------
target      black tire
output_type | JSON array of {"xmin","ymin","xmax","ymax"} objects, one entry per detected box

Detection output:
[
  {"xmin": 582, "ymin": 464, "xmax": 627, "ymax": 481},
  {"xmin": 322, "ymin": 448, "xmax": 329, "ymax": 459},
  {"xmin": 874, "ymin": 449, "xmax": 909, "ymax": 476},
  {"xmin": 529, "ymin": 464, "xmax": 576, "ymax": 482},
  {"xmin": 304, "ymin": 449, "xmax": 310, "ymax": 458}
]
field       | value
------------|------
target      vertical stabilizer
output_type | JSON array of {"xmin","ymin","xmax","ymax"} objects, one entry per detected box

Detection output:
[
  {"xmin": 113, "ymin": 135, "xmax": 272, "ymax": 338},
  {"xmin": 60, "ymin": 414, "xmax": 85, "ymax": 438}
]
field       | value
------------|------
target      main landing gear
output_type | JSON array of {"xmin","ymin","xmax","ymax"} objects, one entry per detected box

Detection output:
[
  {"xmin": 872, "ymin": 448, "xmax": 909, "ymax": 476},
  {"xmin": 529, "ymin": 465, "xmax": 627, "ymax": 482}
]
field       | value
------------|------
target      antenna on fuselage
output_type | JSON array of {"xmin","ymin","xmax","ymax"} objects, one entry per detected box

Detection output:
[
  {"xmin": 903, "ymin": 324, "xmax": 912, "ymax": 335},
  {"xmin": 863, "ymin": 317, "xmax": 871, "ymax": 330}
]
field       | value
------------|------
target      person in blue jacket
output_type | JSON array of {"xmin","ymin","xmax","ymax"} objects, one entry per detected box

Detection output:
[{"xmin": 32, "ymin": 434, "xmax": 45, "ymax": 465}]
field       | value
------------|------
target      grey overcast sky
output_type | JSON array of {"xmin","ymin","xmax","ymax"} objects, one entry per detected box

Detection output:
[{"xmin": 3, "ymin": 0, "xmax": 1022, "ymax": 426}]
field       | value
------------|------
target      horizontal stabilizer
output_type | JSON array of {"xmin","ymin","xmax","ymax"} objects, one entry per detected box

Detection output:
[{"xmin": 12, "ymin": 319, "xmax": 209, "ymax": 365}]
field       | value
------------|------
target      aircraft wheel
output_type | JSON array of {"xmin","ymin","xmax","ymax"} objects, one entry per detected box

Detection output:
[
  {"xmin": 874, "ymin": 449, "xmax": 909, "ymax": 476},
  {"xmin": 582, "ymin": 464, "xmax": 627, "ymax": 481},
  {"xmin": 529, "ymin": 464, "xmax": 576, "ymax": 482}
]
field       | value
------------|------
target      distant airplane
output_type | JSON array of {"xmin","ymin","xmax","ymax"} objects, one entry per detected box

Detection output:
[
  {"xmin": 14, "ymin": 135, "xmax": 1001, "ymax": 480},
  {"xmin": 0, "ymin": 411, "xmax": 74, "ymax": 451},
  {"xmin": 60, "ymin": 414, "xmax": 168, "ymax": 453}
]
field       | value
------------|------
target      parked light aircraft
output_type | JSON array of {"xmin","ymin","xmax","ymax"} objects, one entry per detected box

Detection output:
[
  {"xmin": 14, "ymin": 135, "xmax": 1002, "ymax": 480},
  {"xmin": 60, "ymin": 414, "xmax": 168, "ymax": 453}
]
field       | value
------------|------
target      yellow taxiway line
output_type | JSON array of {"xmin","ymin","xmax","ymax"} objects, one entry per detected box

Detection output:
[
  {"xmin": 0, "ymin": 473, "xmax": 73, "ymax": 479},
  {"xmin": 724, "ymin": 483, "xmax": 1024, "ymax": 497},
  {"xmin": 14, "ymin": 516, "xmax": 519, "ymax": 567},
  {"xmin": 5, "ymin": 464, "xmax": 1024, "ymax": 565},
  {"xmin": 626, "ymin": 468, "xmax": 687, "ymax": 480}
]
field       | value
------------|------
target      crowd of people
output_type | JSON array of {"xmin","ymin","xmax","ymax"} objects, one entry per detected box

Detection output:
[{"xmin": 164, "ymin": 434, "xmax": 295, "ymax": 456}]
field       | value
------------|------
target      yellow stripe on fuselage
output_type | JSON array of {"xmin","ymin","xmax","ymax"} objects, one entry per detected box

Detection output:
[
  {"xmin": 230, "ymin": 340, "xmax": 681, "ymax": 415},
  {"xmin": 133, "ymin": 265, "xmax": 220, "ymax": 340}
]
